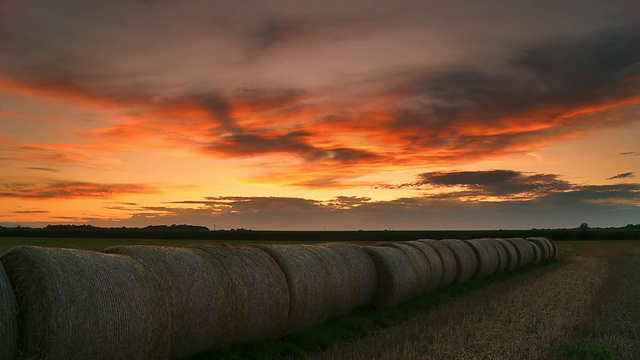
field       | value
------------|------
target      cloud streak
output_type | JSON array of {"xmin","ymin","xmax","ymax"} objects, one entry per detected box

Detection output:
[{"xmin": 0, "ymin": 179, "xmax": 160, "ymax": 199}]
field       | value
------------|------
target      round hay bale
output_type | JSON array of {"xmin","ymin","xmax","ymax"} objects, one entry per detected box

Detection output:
[
  {"xmin": 188, "ymin": 245, "xmax": 290, "ymax": 340},
  {"xmin": 545, "ymin": 237, "xmax": 557, "ymax": 259},
  {"xmin": 0, "ymin": 246, "xmax": 171, "ymax": 360},
  {"xmin": 528, "ymin": 237, "xmax": 556, "ymax": 261},
  {"xmin": 529, "ymin": 241, "xmax": 543, "ymax": 265},
  {"xmin": 493, "ymin": 238, "xmax": 519, "ymax": 272},
  {"xmin": 320, "ymin": 242, "xmax": 377, "ymax": 313},
  {"xmin": 403, "ymin": 241, "xmax": 444, "ymax": 291},
  {"xmin": 251, "ymin": 244, "xmax": 333, "ymax": 333},
  {"xmin": 463, "ymin": 239, "xmax": 499, "ymax": 279},
  {"xmin": 375, "ymin": 242, "xmax": 431, "ymax": 295},
  {"xmin": 363, "ymin": 246, "xmax": 421, "ymax": 309},
  {"xmin": 440, "ymin": 239, "xmax": 477, "ymax": 285},
  {"xmin": 505, "ymin": 238, "xmax": 534, "ymax": 267},
  {"xmin": 417, "ymin": 240, "xmax": 457, "ymax": 287},
  {"xmin": 0, "ymin": 262, "xmax": 18, "ymax": 360},
  {"xmin": 483, "ymin": 239, "xmax": 509, "ymax": 274},
  {"xmin": 527, "ymin": 237, "xmax": 551, "ymax": 263}
]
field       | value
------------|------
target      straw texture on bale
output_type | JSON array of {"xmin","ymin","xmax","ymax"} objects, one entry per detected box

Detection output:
[
  {"xmin": 188, "ymin": 245, "xmax": 290, "ymax": 341},
  {"xmin": 527, "ymin": 237, "xmax": 550, "ymax": 263},
  {"xmin": 403, "ymin": 241, "xmax": 444, "ymax": 291},
  {"xmin": 375, "ymin": 242, "xmax": 431, "ymax": 295},
  {"xmin": 505, "ymin": 238, "xmax": 534, "ymax": 267},
  {"xmin": 0, "ymin": 262, "xmax": 18, "ymax": 360},
  {"xmin": 529, "ymin": 241, "xmax": 543, "ymax": 265},
  {"xmin": 319, "ymin": 243, "xmax": 377, "ymax": 314},
  {"xmin": 440, "ymin": 239, "xmax": 477, "ymax": 285},
  {"xmin": 363, "ymin": 246, "xmax": 421, "ymax": 309},
  {"xmin": 528, "ymin": 237, "xmax": 556, "ymax": 260},
  {"xmin": 251, "ymin": 244, "xmax": 333, "ymax": 334},
  {"xmin": 485, "ymin": 239, "xmax": 509, "ymax": 274},
  {"xmin": 417, "ymin": 240, "xmax": 457, "ymax": 287},
  {"xmin": 1, "ymin": 246, "xmax": 171, "ymax": 360},
  {"xmin": 464, "ymin": 239, "xmax": 499, "ymax": 279},
  {"xmin": 493, "ymin": 238, "xmax": 519, "ymax": 272}
]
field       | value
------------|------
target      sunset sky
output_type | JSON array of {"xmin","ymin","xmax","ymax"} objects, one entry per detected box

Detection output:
[{"xmin": 1, "ymin": 0, "xmax": 639, "ymax": 230}]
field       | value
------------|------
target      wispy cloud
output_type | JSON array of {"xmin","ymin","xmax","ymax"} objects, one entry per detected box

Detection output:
[
  {"xmin": 607, "ymin": 172, "xmax": 635, "ymax": 180},
  {"xmin": 0, "ymin": 179, "xmax": 160, "ymax": 199}
]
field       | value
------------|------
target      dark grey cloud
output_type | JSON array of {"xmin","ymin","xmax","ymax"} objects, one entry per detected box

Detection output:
[
  {"xmin": 620, "ymin": 152, "xmax": 640, "ymax": 156},
  {"xmin": 10, "ymin": 210, "xmax": 49, "ymax": 214},
  {"xmin": 607, "ymin": 172, "xmax": 635, "ymax": 180}
]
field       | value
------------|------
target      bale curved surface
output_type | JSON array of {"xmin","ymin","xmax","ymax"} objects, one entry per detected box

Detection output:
[
  {"xmin": 417, "ymin": 240, "xmax": 457, "ymax": 287},
  {"xmin": 464, "ymin": 240, "xmax": 499, "ymax": 279},
  {"xmin": 375, "ymin": 242, "xmax": 431, "ymax": 295},
  {"xmin": 0, "ymin": 262, "xmax": 18, "ymax": 360},
  {"xmin": 251, "ymin": 244, "xmax": 333, "ymax": 333},
  {"xmin": 320, "ymin": 243, "xmax": 377, "ymax": 313},
  {"xmin": 363, "ymin": 246, "xmax": 421, "ymax": 309},
  {"xmin": 484, "ymin": 239, "xmax": 509, "ymax": 274},
  {"xmin": 189, "ymin": 245, "xmax": 290, "ymax": 340},
  {"xmin": 528, "ymin": 237, "xmax": 556, "ymax": 260},
  {"xmin": 0, "ymin": 246, "xmax": 171, "ymax": 360},
  {"xmin": 403, "ymin": 241, "xmax": 443, "ymax": 291},
  {"xmin": 493, "ymin": 239, "xmax": 519, "ymax": 272},
  {"xmin": 527, "ymin": 237, "xmax": 550, "ymax": 263},
  {"xmin": 440, "ymin": 239, "xmax": 477, "ymax": 285},
  {"xmin": 529, "ymin": 241, "xmax": 543, "ymax": 265},
  {"xmin": 505, "ymin": 238, "xmax": 534, "ymax": 267}
]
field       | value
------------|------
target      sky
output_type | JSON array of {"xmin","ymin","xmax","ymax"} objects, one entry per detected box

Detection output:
[{"xmin": 0, "ymin": 0, "xmax": 639, "ymax": 230}]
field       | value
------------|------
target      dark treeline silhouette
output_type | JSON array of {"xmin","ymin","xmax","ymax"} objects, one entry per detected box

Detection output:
[{"xmin": 1, "ymin": 224, "xmax": 640, "ymax": 241}]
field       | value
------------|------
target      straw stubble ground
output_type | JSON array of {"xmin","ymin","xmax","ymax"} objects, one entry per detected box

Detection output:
[{"xmin": 310, "ymin": 242, "xmax": 640, "ymax": 360}]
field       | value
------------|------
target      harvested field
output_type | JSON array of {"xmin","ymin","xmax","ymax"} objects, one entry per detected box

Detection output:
[
  {"xmin": 0, "ymin": 263, "xmax": 17, "ymax": 360},
  {"xmin": 440, "ymin": 239, "xmax": 477, "ymax": 284},
  {"xmin": 364, "ymin": 246, "xmax": 421, "ymax": 309},
  {"xmin": 0, "ymin": 246, "xmax": 171, "ymax": 360},
  {"xmin": 403, "ymin": 241, "xmax": 444, "ymax": 291},
  {"xmin": 418, "ymin": 240, "xmax": 457, "ymax": 287}
]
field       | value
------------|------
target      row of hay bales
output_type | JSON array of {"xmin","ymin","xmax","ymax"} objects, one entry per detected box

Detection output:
[{"xmin": 0, "ymin": 237, "xmax": 555, "ymax": 359}]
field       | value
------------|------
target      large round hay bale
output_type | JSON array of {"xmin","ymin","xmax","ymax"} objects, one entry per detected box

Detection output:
[
  {"xmin": 320, "ymin": 242, "xmax": 377, "ymax": 313},
  {"xmin": 251, "ymin": 244, "xmax": 333, "ymax": 333},
  {"xmin": 188, "ymin": 245, "xmax": 290, "ymax": 340},
  {"xmin": 545, "ymin": 237, "xmax": 557, "ymax": 259},
  {"xmin": 417, "ymin": 240, "xmax": 457, "ymax": 287},
  {"xmin": 363, "ymin": 246, "xmax": 421, "ymax": 309},
  {"xmin": 493, "ymin": 238, "xmax": 519, "ymax": 272},
  {"xmin": 529, "ymin": 241, "xmax": 543, "ymax": 265},
  {"xmin": 484, "ymin": 239, "xmax": 509, "ymax": 274},
  {"xmin": 0, "ymin": 246, "xmax": 171, "ymax": 360},
  {"xmin": 440, "ymin": 239, "xmax": 477, "ymax": 285},
  {"xmin": 505, "ymin": 238, "xmax": 534, "ymax": 267},
  {"xmin": 403, "ymin": 241, "xmax": 444, "ymax": 291},
  {"xmin": 375, "ymin": 242, "xmax": 431, "ymax": 295},
  {"xmin": 464, "ymin": 239, "xmax": 499, "ymax": 279},
  {"xmin": 527, "ymin": 237, "xmax": 551, "ymax": 263},
  {"xmin": 0, "ymin": 262, "xmax": 18, "ymax": 360}
]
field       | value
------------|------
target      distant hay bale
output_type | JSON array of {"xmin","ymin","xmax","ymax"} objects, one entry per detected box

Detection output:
[
  {"xmin": 493, "ymin": 239, "xmax": 519, "ymax": 272},
  {"xmin": 417, "ymin": 240, "xmax": 457, "ymax": 287},
  {"xmin": 464, "ymin": 239, "xmax": 499, "ymax": 279},
  {"xmin": 188, "ymin": 245, "xmax": 290, "ymax": 340},
  {"xmin": 545, "ymin": 237, "xmax": 557, "ymax": 259},
  {"xmin": 251, "ymin": 244, "xmax": 333, "ymax": 333},
  {"xmin": 0, "ymin": 262, "xmax": 18, "ymax": 360},
  {"xmin": 403, "ymin": 241, "xmax": 444, "ymax": 291},
  {"xmin": 375, "ymin": 242, "xmax": 431, "ymax": 295},
  {"xmin": 484, "ymin": 239, "xmax": 509, "ymax": 274},
  {"xmin": 363, "ymin": 246, "xmax": 421, "ymax": 309},
  {"xmin": 529, "ymin": 241, "xmax": 543, "ymax": 265},
  {"xmin": 440, "ymin": 239, "xmax": 477, "ymax": 285},
  {"xmin": 1, "ymin": 246, "xmax": 171, "ymax": 360},
  {"xmin": 527, "ymin": 237, "xmax": 550, "ymax": 263},
  {"xmin": 527, "ymin": 237, "xmax": 556, "ymax": 261},
  {"xmin": 320, "ymin": 242, "xmax": 377, "ymax": 314},
  {"xmin": 505, "ymin": 238, "xmax": 534, "ymax": 267}
]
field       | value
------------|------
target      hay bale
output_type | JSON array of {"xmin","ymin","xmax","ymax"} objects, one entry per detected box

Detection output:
[
  {"xmin": 403, "ymin": 241, "xmax": 444, "ymax": 291},
  {"xmin": 529, "ymin": 241, "xmax": 543, "ymax": 265},
  {"xmin": 417, "ymin": 240, "xmax": 457, "ymax": 287},
  {"xmin": 363, "ymin": 246, "xmax": 421, "ymax": 309},
  {"xmin": 527, "ymin": 237, "xmax": 550, "ymax": 263},
  {"xmin": 0, "ymin": 246, "xmax": 171, "ymax": 360},
  {"xmin": 463, "ymin": 239, "xmax": 499, "ymax": 279},
  {"xmin": 528, "ymin": 237, "xmax": 556, "ymax": 261},
  {"xmin": 493, "ymin": 238, "xmax": 519, "ymax": 272},
  {"xmin": 483, "ymin": 239, "xmax": 509, "ymax": 274},
  {"xmin": 251, "ymin": 244, "xmax": 333, "ymax": 333},
  {"xmin": 0, "ymin": 262, "xmax": 18, "ymax": 360},
  {"xmin": 320, "ymin": 242, "xmax": 377, "ymax": 313},
  {"xmin": 188, "ymin": 245, "xmax": 290, "ymax": 340},
  {"xmin": 440, "ymin": 239, "xmax": 477, "ymax": 285},
  {"xmin": 505, "ymin": 238, "xmax": 534, "ymax": 267},
  {"xmin": 375, "ymin": 242, "xmax": 431, "ymax": 295}
]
